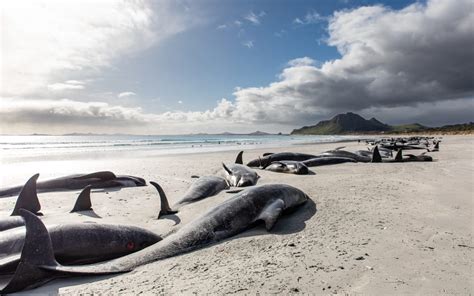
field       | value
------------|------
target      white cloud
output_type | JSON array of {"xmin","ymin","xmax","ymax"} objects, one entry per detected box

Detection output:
[
  {"xmin": 118, "ymin": 92, "xmax": 137, "ymax": 98},
  {"xmin": 47, "ymin": 80, "xmax": 85, "ymax": 91},
  {"xmin": 234, "ymin": 20, "xmax": 243, "ymax": 27},
  {"xmin": 242, "ymin": 41, "xmax": 254, "ymax": 48},
  {"xmin": 294, "ymin": 11, "xmax": 326, "ymax": 25},
  {"xmin": 178, "ymin": 100, "xmax": 183, "ymax": 104},
  {"xmin": 244, "ymin": 11, "xmax": 265, "ymax": 25},
  {"xmin": 2, "ymin": 0, "xmax": 473, "ymax": 134},
  {"xmin": 0, "ymin": 0, "xmax": 194, "ymax": 97},
  {"xmin": 216, "ymin": 24, "xmax": 227, "ymax": 30}
]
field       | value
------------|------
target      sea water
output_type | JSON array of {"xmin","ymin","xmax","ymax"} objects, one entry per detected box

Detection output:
[{"xmin": 0, "ymin": 134, "xmax": 362, "ymax": 164}]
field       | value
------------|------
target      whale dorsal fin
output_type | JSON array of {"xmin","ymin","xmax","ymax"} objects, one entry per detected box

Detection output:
[
  {"xmin": 395, "ymin": 149, "xmax": 403, "ymax": 161},
  {"xmin": 150, "ymin": 182, "xmax": 177, "ymax": 218},
  {"xmin": 11, "ymin": 174, "xmax": 41, "ymax": 216},
  {"xmin": 371, "ymin": 146, "xmax": 382, "ymax": 163},
  {"xmin": 1, "ymin": 209, "xmax": 59, "ymax": 293},
  {"xmin": 70, "ymin": 185, "xmax": 92, "ymax": 213},
  {"xmin": 73, "ymin": 171, "xmax": 116, "ymax": 181},
  {"xmin": 235, "ymin": 151, "xmax": 243, "ymax": 164},
  {"xmin": 255, "ymin": 199, "xmax": 285, "ymax": 231},
  {"xmin": 222, "ymin": 163, "xmax": 233, "ymax": 175}
]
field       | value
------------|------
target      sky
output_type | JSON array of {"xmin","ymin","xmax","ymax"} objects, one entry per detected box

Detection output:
[{"xmin": 1, "ymin": 0, "xmax": 473, "ymax": 134}]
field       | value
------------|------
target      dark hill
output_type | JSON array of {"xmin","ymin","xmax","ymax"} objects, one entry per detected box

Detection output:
[{"xmin": 291, "ymin": 112, "xmax": 391, "ymax": 135}]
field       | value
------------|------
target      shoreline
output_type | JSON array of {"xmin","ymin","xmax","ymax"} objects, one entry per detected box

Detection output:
[{"xmin": 0, "ymin": 135, "xmax": 472, "ymax": 295}]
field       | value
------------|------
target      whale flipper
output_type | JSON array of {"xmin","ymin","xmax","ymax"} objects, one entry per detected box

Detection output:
[
  {"xmin": 255, "ymin": 199, "xmax": 284, "ymax": 231},
  {"xmin": 150, "ymin": 182, "xmax": 177, "ymax": 218},
  {"xmin": 262, "ymin": 152, "xmax": 274, "ymax": 157},
  {"xmin": 11, "ymin": 174, "xmax": 41, "ymax": 216},
  {"xmin": 70, "ymin": 185, "xmax": 92, "ymax": 213},
  {"xmin": 222, "ymin": 163, "xmax": 233, "ymax": 175},
  {"xmin": 371, "ymin": 146, "xmax": 382, "ymax": 163},
  {"xmin": 235, "ymin": 151, "xmax": 244, "ymax": 164},
  {"xmin": 73, "ymin": 171, "xmax": 117, "ymax": 181}
]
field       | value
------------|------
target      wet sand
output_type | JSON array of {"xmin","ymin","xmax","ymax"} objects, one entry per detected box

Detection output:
[{"xmin": 0, "ymin": 135, "xmax": 472, "ymax": 295}]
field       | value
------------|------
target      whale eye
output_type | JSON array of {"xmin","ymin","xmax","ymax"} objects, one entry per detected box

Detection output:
[{"xmin": 126, "ymin": 241, "xmax": 135, "ymax": 250}]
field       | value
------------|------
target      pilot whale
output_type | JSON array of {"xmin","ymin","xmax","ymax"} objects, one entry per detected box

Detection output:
[
  {"xmin": 222, "ymin": 151, "xmax": 260, "ymax": 187},
  {"xmin": 2, "ymin": 184, "xmax": 309, "ymax": 293},
  {"xmin": 150, "ymin": 176, "xmax": 229, "ymax": 218},
  {"xmin": 0, "ymin": 222, "xmax": 162, "ymax": 275},
  {"xmin": 0, "ymin": 171, "xmax": 146, "ymax": 197}
]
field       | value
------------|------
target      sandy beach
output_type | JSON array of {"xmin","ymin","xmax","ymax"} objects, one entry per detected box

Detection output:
[{"xmin": 0, "ymin": 135, "xmax": 472, "ymax": 295}]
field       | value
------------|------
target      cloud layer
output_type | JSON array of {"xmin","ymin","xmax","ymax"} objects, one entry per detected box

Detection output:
[
  {"xmin": 1, "ymin": 0, "xmax": 473, "ymax": 134},
  {"xmin": 1, "ymin": 0, "xmax": 192, "ymax": 97}
]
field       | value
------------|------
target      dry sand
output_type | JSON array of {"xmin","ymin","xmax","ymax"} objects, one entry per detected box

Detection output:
[{"xmin": 0, "ymin": 135, "xmax": 472, "ymax": 295}]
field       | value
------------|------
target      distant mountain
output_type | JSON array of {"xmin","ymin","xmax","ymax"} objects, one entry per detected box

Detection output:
[
  {"xmin": 214, "ymin": 131, "xmax": 274, "ymax": 136},
  {"xmin": 291, "ymin": 112, "xmax": 391, "ymax": 135},
  {"xmin": 291, "ymin": 112, "xmax": 473, "ymax": 135}
]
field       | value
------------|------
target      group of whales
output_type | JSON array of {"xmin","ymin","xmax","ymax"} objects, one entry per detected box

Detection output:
[
  {"xmin": 0, "ymin": 154, "xmax": 309, "ymax": 292},
  {"xmin": 0, "ymin": 140, "xmax": 437, "ymax": 293}
]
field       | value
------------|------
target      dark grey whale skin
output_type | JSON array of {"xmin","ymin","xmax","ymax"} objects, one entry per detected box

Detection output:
[
  {"xmin": 2, "ymin": 184, "xmax": 309, "ymax": 293},
  {"xmin": 0, "ymin": 171, "xmax": 146, "ymax": 198},
  {"xmin": 265, "ymin": 161, "xmax": 309, "ymax": 175},
  {"xmin": 0, "ymin": 223, "xmax": 162, "ymax": 275},
  {"xmin": 247, "ymin": 152, "xmax": 318, "ymax": 167},
  {"xmin": 177, "ymin": 176, "xmax": 229, "ymax": 205}
]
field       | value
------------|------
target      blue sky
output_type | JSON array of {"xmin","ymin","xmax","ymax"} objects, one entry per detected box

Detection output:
[
  {"xmin": 109, "ymin": 0, "xmax": 416, "ymax": 112},
  {"xmin": 1, "ymin": 0, "xmax": 472, "ymax": 134}
]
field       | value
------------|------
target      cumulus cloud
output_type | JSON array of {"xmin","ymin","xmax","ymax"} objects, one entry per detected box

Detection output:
[
  {"xmin": 2, "ymin": 0, "xmax": 473, "ymax": 134},
  {"xmin": 224, "ymin": 0, "xmax": 474, "ymax": 126},
  {"xmin": 118, "ymin": 92, "xmax": 137, "ymax": 98},
  {"xmin": 0, "ymin": 0, "xmax": 194, "ymax": 97}
]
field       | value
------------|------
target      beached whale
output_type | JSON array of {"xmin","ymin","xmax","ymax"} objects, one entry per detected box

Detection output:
[
  {"xmin": 264, "ymin": 161, "xmax": 309, "ymax": 175},
  {"xmin": 1, "ymin": 176, "xmax": 98, "ymax": 232},
  {"xmin": 0, "ymin": 171, "xmax": 146, "ymax": 197},
  {"xmin": 302, "ymin": 157, "xmax": 357, "ymax": 167},
  {"xmin": 222, "ymin": 151, "xmax": 259, "ymax": 187},
  {"xmin": 247, "ymin": 152, "xmax": 318, "ymax": 168},
  {"xmin": 0, "ymin": 222, "xmax": 162, "ymax": 275},
  {"xmin": 2, "ymin": 184, "xmax": 309, "ymax": 292},
  {"xmin": 150, "ymin": 176, "xmax": 229, "ymax": 218},
  {"xmin": 371, "ymin": 148, "xmax": 433, "ymax": 163}
]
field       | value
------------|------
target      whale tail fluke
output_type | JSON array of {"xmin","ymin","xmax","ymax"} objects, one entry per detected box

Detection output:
[
  {"xmin": 150, "ymin": 181, "xmax": 177, "ymax": 218},
  {"xmin": 235, "ymin": 151, "xmax": 244, "ymax": 164},
  {"xmin": 11, "ymin": 174, "xmax": 41, "ymax": 216},
  {"xmin": 70, "ymin": 185, "xmax": 92, "ymax": 213},
  {"xmin": 371, "ymin": 146, "xmax": 382, "ymax": 163}
]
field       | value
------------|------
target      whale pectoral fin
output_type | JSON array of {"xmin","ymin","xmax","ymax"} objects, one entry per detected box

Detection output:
[
  {"xmin": 11, "ymin": 174, "xmax": 41, "ymax": 216},
  {"xmin": 222, "ymin": 163, "xmax": 233, "ymax": 175},
  {"xmin": 225, "ymin": 189, "xmax": 244, "ymax": 194},
  {"xmin": 70, "ymin": 185, "xmax": 92, "ymax": 213},
  {"xmin": 256, "ymin": 199, "xmax": 285, "ymax": 231},
  {"xmin": 1, "ymin": 209, "xmax": 60, "ymax": 293},
  {"xmin": 73, "ymin": 171, "xmax": 117, "ymax": 181},
  {"xmin": 334, "ymin": 146, "xmax": 346, "ymax": 150},
  {"xmin": 262, "ymin": 152, "xmax": 274, "ymax": 157},
  {"xmin": 235, "ymin": 151, "xmax": 244, "ymax": 164}
]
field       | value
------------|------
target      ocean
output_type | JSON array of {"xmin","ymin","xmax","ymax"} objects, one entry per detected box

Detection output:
[{"xmin": 0, "ymin": 134, "xmax": 363, "ymax": 164}]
